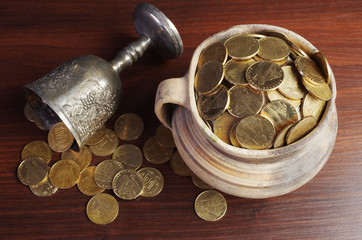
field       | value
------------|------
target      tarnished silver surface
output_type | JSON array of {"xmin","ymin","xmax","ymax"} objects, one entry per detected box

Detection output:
[{"xmin": 24, "ymin": 2, "xmax": 183, "ymax": 149}]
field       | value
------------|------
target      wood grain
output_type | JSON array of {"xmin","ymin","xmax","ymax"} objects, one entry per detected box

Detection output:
[{"xmin": 0, "ymin": 0, "xmax": 362, "ymax": 239}]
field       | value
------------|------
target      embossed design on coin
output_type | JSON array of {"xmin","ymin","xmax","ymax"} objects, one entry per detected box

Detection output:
[
  {"xmin": 195, "ymin": 60, "xmax": 224, "ymax": 94},
  {"xmin": 197, "ymin": 42, "xmax": 228, "ymax": 68},
  {"xmin": 18, "ymin": 156, "xmax": 48, "ymax": 186},
  {"xmin": 295, "ymin": 56, "xmax": 326, "ymax": 85},
  {"xmin": 246, "ymin": 61, "xmax": 284, "ymax": 90},
  {"xmin": 30, "ymin": 178, "xmax": 58, "ymax": 197},
  {"xmin": 61, "ymin": 146, "xmax": 92, "ymax": 171},
  {"xmin": 48, "ymin": 159, "xmax": 80, "ymax": 189},
  {"xmin": 228, "ymin": 86, "xmax": 264, "ymax": 119},
  {"xmin": 112, "ymin": 169, "xmax": 144, "ymax": 200},
  {"xmin": 77, "ymin": 166, "xmax": 105, "ymax": 196},
  {"xmin": 48, "ymin": 122, "xmax": 74, "ymax": 152},
  {"xmin": 224, "ymin": 35, "xmax": 259, "ymax": 60},
  {"xmin": 94, "ymin": 160, "xmax": 124, "ymax": 189},
  {"xmin": 89, "ymin": 129, "xmax": 119, "ymax": 157},
  {"xmin": 21, "ymin": 140, "xmax": 52, "ymax": 163},
  {"xmin": 86, "ymin": 193, "xmax": 119, "ymax": 225},
  {"xmin": 224, "ymin": 59, "xmax": 255, "ymax": 86},
  {"xmin": 114, "ymin": 113, "xmax": 144, "ymax": 141},
  {"xmin": 143, "ymin": 136, "xmax": 173, "ymax": 164},
  {"xmin": 257, "ymin": 36, "xmax": 290, "ymax": 61},
  {"xmin": 112, "ymin": 144, "xmax": 143, "ymax": 170},
  {"xmin": 138, "ymin": 167, "xmax": 164, "ymax": 197},
  {"xmin": 170, "ymin": 150, "xmax": 192, "ymax": 177},
  {"xmin": 197, "ymin": 85, "xmax": 230, "ymax": 120},
  {"xmin": 194, "ymin": 190, "xmax": 227, "ymax": 221}
]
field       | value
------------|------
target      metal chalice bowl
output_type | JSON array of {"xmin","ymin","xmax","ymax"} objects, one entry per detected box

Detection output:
[{"xmin": 24, "ymin": 2, "xmax": 183, "ymax": 149}]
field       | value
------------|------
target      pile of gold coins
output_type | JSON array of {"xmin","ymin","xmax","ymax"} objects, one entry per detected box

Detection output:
[
  {"xmin": 195, "ymin": 31, "xmax": 331, "ymax": 149},
  {"xmin": 19, "ymin": 105, "xmax": 228, "ymax": 222}
]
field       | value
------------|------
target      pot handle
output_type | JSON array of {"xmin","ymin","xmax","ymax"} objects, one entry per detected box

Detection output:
[{"xmin": 154, "ymin": 73, "xmax": 190, "ymax": 129}]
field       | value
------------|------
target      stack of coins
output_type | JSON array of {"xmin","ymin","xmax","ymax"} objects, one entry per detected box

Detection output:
[{"xmin": 195, "ymin": 31, "xmax": 331, "ymax": 149}]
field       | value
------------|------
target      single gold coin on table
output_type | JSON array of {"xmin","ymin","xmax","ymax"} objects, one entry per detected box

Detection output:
[
  {"xmin": 18, "ymin": 156, "xmax": 48, "ymax": 186},
  {"xmin": 94, "ymin": 160, "xmax": 124, "ymax": 190},
  {"xmin": 143, "ymin": 136, "xmax": 173, "ymax": 164},
  {"xmin": 21, "ymin": 140, "xmax": 52, "ymax": 163},
  {"xmin": 112, "ymin": 144, "xmax": 143, "ymax": 170},
  {"xmin": 194, "ymin": 60, "xmax": 224, "ymax": 95},
  {"xmin": 114, "ymin": 113, "xmax": 144, "ymax": 141},
  {"xmin": 286, "ymin": 116, "xmax": 318, "ymax": 145},
  {"xmin": 86, "ymin": 193, "xmax": 119, "ymax": 225},
  {"xmin": 295, "ymin": 56, "xmax": 326, "ymax": 85},
  {"xmin": 257, "ymin": 36, "xmax": 290, "ymax": 61},
  {"xmin": 260, "ymin": 100, "xmax": 299, "ymax": 134},
  {"xmin": 197, "ymin": 85, "xmax": 230, "ymax": 120},
  {"xmin": 112, "ymin": 169, "xmax": 144, "ymax": 200},
  {"xmin": 138, "ymin": 167, "xmax": 164, "ymax": 197},
  {"xmin": 224, "ymin": 59, "xmax": 256, "ymax": 86},
  {"xmin": 246, "ymin": 61, "xmax": 284, "ymax": 90},
  {"xmin": 89, "ymin": 129, "xmax": 119, "ymax": 157},
  {"xmin": 267, "ymin": 89, "xmax": 301, "ymax": 108},
  {"xmin": 192, "ymin": 174, "xmax": 213, "ymax": 190},
  {"xmin": 48, "ymin": 159, "xmax": 80, "ymax": 189},
  {"xmin": 24, "ymin": 103, "xmax": 40, "ymax": 122},
  {"xmin": 213, "ymin": 112, "xmax": 240, "ymax": 145},
  {"xmin": 170, "ymin": 150, "xmax": 192, "ymax": 177},
  {"xmin": 61, "ymin": 146, "xmax": 92, "ymax": 172},
  {"xmin": 227, "ymin": 86, "xmax": 264, "ymax": 119},
  {"xmin": 224, "ymin": 35, "xmax": 260, "ymax": 60},
  {"xmin": 197, "ymin": 42, "xmax": 228, "ymax": 69},
  {"xmin": 77, "ymin": 166, "xmax": 105, "ymax": 196},
  {"xmin": 273, "ymin": 123, "xmax": 294, "ymax": 148},
  {"xmin": 194, "ymin": 190, "xmax": 227, "ymax": 221},
  {"xmin": 301, "ymin": 77, "xmax": 332, "ymax": 101},
  {"xmin": 278, "ymin": 66, "xmax": 306, "ymax": 100},
  {"xmin": 236, "ymin": 115, "xmax": 275, "ymax": 150},
  {"xmin": 47, "ymin": 122, "xmax": 74, "ymax": 152},
  {"xmin": 312, "ymin": 51, "xmax": 331, "ymax": 84},
  {"xmin": 302, "ymin": 93, "xmax": 326, "ymax": 120},
  {"xmin": 85, "ymin": 125, "xmax": 106, "ymax": 146},
  {"xmin": 155, "ymin": 124, "xmax": 175, "ymax": 149},
  {"xmin": 30, "ymin": 178, "xmax": 58, "ymax": 197}
]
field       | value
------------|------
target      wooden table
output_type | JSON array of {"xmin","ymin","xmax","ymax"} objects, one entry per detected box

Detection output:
[{"xmin": 1, "ymin": 0, "xmax": 361, "ymax": 239}]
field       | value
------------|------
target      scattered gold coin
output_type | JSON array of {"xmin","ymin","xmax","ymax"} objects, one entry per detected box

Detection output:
[
  {"xmin": 143, "ymin": 136, "xmax": 173, "ymax": 164},
  {"xmin": 273, "ymin": 123, "xmax": 294, "ymax": 148},
  {"xmin": 112, "ymin": 169, "xmax": 144, "ymax": 200},
  {"xmin": 112, "ymin": 144, "xmax": 143, "ymax": 170},
  {"xmin": 170, "ymin": 150, "xmax": 192, "ymax": 177},
  {"xmin": 24, "ymin": 103, "xmax": 40, "ymax": 123},
  {"xmin": 224, "ymin": 35, "xmax": 260, "ymax": 60},
  {"xmin": 17, "ymin": 156, "xmax": 48, "ymax": 186},
  {"xmin": 257, "ymin": 36, "xmax": 290, "ymax": 61},
  {"xmin": 246, "ymin": 61, "xmax": 284, "ymax": 90},
  {"xmin": 30, "ymin": 178, "xmax": 58, "ymax": 197},
  {"xmin": 94, "ymin": 160, "xmax": 124, "ymax": 189},
  {"xmin": 195, "ymin": 60, "xmax": 224, "ymax": 95},
  {"xmin": 48, "ymin": 159, "xmax": 80, "ymax": 189},
  {"xmin": 86, "ymin": 193, "xmax": 119, "ymax": 225},
  {"xmin": 61, "ymin": 146, "xmax": 92, "ymax": 172},
  {"xmin": 302, "ymin": 93, "xmax": 326, "ymax": 120},
  {"xmin": 286, "ymin": 116, "xmax": 318, "ymax": 145},
  {"xmin": 278, "ymin": 66, "xmax": 306, "ymax": 100},
  {"xmin": 197, "ymin": 42, "xmax": 228, "ymax": 69},
  {"xmin": 47, "ymin": 122, "xmax": 74, "ymax": 152},
  {"xmin": 114, "ymin": 113, "xmax": 144, "ymax": 141},
  {"xmin": 155, "ymin": 124, "xmax": 175, "ymax": 149},
  {"xmin": 77, "ymin": 166, "xmax": 105, "ymax": 196},
  {"xmin": 213, "ymin": 112, "xmax": 240, "ymax": 145},
  {"xmin": 197, "ymin": 85, "xmax": 230, "ymax": 120},
  {"xmin": 21, "ymin": 140, "xmax": 52, "ymax": 163},
  {"xmin": 295, "ymin": 56, "xmax": 326, "ymax": 85},
  {"xmin": 89, "ymin": 129, "xmax": 119, "ymax": 157},
  {"xmin": 224, "ymin": 58, "xmax": 255, "ymax": 86},
  {"xmin": 191, "ymin": 174, "xmax": 213, "ymax": 190},
  {"xmin": 138, "ymin": 167, "xmax": 164, "ymax": 197},
  {"xmin": 194, "ymin": 190, "xmax": 227, "ymax": 221},
  {"xmin": 85, "ymin": 125, "xmax": 106, "ymax": 146}
]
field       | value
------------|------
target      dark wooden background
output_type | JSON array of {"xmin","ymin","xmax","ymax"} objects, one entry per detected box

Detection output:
[{"xmin": 1, "ymin": 0, "xmax": 361, "ymax": 239}]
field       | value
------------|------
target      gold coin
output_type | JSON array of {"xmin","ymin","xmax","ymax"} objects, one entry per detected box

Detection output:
[
  {"xmin": 312, "ymin": 52, "xmax": 331, "ymax": 84},
  {"xmin": 260, "ymin": 100, "xmax": 299, "ymax": 134},
  {"xmin": 61, "ymin": 146, "xmax": 92, "ymax": 171},
  {"xmin": 112, "ymin": 169, "xmax": 144, "ymax": 200},
  {"xmin": 224, "ymin": 58, "xmax": 256, "ymax": 86},
  {"xmin": 114, "ymin": 113, "xmax": 144, "ymax": 141},
  {"xmin": 195, "ymin": 60, "xmax": 224, "ymax": 95},
  {"xmin": 302, "ymin": 93, "xmax": 326, "ymax": 120},
  {"xmin": 295, "ymin": 56, "xmax": 326, "ymax": 85},
  {"xmin": 170, "ymin": 150, "xmax": 192, "ymax": 177},
  {"xmin": 48, "ymin": 122, "xmax": 74, "ymax": 152},
  {"xmin": 35, "ymin": 120, "xmax": 48, "ymax": 131},
  {"xmin": 30, "ymin": 178, "xmax": 58, "ymax": 197},
  {"xmin": 247, "ymin": 33, "xmax": 266, "ymax": 39},
  {"xmin": 94, "ymin": 160, "xmax": 124, "ymax": 189},
  {"xmin": 86, "ymin": 193, "xmax": 119, "ymax": 225},
  {"xmin": 155, "ymin": 124, "xmax": 175, "ymax": 149},
  {"xmin": 112, "ymin": 144, "xmax": 143, "ymax": 170},
  {"xmin": 197, "ymin": 42, "xmax": 228, "ymax": 69},
  {"xmin": 285, "ymin": 116, "xmax": 318, "ymax": 145},
  {"xmin": 278, "ymin": 66, "xmax": 306, "ymax": 100},
  {"xmin": 77, "ymin": 166, "xmax": 104, "ymax": 196},
  {"xmin": 17, "ymin": 156, "xmax": 48, "ymax": 186},
  {"xmin": 273, "ymin": 123, "xmax": 294, "ymax": 148},
  {"xmin": 254, "ymin": 54, "xmax": 288, "ymax": 66},
  {"xmin": 224, "ymin": 35, "xmax": 259, "ymax": 60},
  {"xmin": 138, "ymin": 167, "xmax": 164, "ymax": 197},
  {"xmin": 49, "ymin": 159, "xmax": 80, "ymax": 189},
  {"xmin": 197, "ymin": 85, "xmax": 230, "ymax": 120},
  {"xmin": 21, "ymin": 140, "xmax": 52, "ymax": 163},
  {"xmin": 235, "ymin": 115, "xmax": 275, "ymax": 150},
  {"xmin": 89, "ymin": 129, "xmax": 119, "ymax": 157},
  {"xmin": 246, "ymin": 61, "xmax": 284, "ymax": 90},
  {"xmin": 192, "ymin": 174, "xmax": 213, "ymax": 190},
  {"xmin": 227, "ymin": 86, "xmax": 264, "ymax": 119},
  {"xmin": 229, "ymin": 123, "xmax": 241, "ymax": 147},
  {"xmin": 266, "ymin": 89, "xmax": 301, "ymax": 108},
  {"xmin": 24, "ymin": 103, "xmax": 40, "ymax": 122},
  {"xmin": 143, "ymin": 136, "xmax": 173, "ymax": 164},
  {"xmin": 85, "ymin": 125, "xmax": 106, "ymax": 145},
  {"xmin": 194, "ymin": 190, "xmax": 227, "ymax": 221},
  {"xmin": 301, "ymin": 77, "xmax": 332, "ymax": 101},
  {"xmin": 213, "ymin": 112, "xmax": 240, "ymax": 145},
  {"xmin": 258, "ymin": 36, "xmax": 290, "ymax": 61}
]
